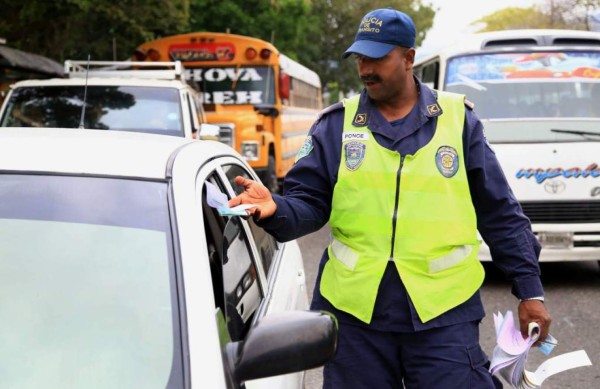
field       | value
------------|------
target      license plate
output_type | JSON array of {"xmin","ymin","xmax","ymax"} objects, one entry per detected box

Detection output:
[{"xmin": 537, "ymin": 231, "xmax": 574, "ymax": 249}]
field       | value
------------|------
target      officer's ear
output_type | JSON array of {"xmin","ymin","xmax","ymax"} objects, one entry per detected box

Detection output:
[{"xmin": 404, "ymin": 48, "xmax": 415, "ymax": 64}]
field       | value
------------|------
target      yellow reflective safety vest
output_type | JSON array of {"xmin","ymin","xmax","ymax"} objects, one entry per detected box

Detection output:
[{"xmin": 320, "ymin": 91, "xmax": 485, "ymax": 324}]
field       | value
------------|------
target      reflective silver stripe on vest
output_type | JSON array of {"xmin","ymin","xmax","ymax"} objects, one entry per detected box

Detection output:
[
  {"xmin": 428, "ymin": 245, "xmax": 473, "ymax": 273},
  {"xmin": 332, "ymin": 238, "xmax": 474, "ymax": 273},
  {"xmin": 331, "ymin": 237, "xmax": 359, "ymax": 270}
]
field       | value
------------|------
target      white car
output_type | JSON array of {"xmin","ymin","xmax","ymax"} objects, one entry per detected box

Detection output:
[
  {"xmin": 0, "ymin": 128, "xmax": 336, "ymax": 388},
  {"xmin": 0, "ymin": 61, "xmax": 219, "ymax": 139}
]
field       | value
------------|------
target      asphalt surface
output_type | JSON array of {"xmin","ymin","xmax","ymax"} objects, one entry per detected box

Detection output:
[{"xmin": 297, "ymin": 225, "xmax": 600, "ymax": 389}]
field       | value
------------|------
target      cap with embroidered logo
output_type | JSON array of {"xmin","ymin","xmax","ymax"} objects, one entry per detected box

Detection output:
[{"xmin": 343, "ymin": 8, "xmax": 416, "ymax": 59}]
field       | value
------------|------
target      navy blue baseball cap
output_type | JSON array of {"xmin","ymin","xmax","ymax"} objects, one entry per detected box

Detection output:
[{"xmin": 343, "ymin": 8, "xmax": 416, "ymax": 59}]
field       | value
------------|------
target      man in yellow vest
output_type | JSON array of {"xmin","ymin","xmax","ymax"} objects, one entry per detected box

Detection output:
[{"xmin": 229, "ymin": 7, "xmax": 551, "ymax": 388}]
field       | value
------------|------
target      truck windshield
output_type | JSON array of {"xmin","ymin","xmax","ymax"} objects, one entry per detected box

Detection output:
[
  {"xmin": 445, "ymin": 51, "xmax": 600, "ymax": 120},
  {"xmin": 0, "ymin": 85, "xmax": 184, "ymax": 136}
]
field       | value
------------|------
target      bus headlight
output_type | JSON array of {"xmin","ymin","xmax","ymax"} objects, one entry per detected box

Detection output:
[{"xmin": 241, "ymin": 141, "xmax": 259, "ymax": 161}]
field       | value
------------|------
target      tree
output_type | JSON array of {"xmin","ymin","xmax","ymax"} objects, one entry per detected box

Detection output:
[
  {"xmin": 0, "ymin": 0, "xmax": 190, "ymax": 62},
  {"xmin": 474, "ymin": 0, "xmax": 600, "ymax": 32},
  {"xmin": 188, "ymin": 0, "xmax": 434, "ymax": 96},
  {"xmin": 189, "ymin": 0, "xmax": 320, "ymax": 61},
  {"xmin": 0, "ymin": 0, "xmax": 435, "ymax": 95},
  {"xmin": 474, "ymin": 7, "xmax": 548, "ymax": 31}
]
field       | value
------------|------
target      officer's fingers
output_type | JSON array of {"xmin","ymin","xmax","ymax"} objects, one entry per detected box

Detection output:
[
  {"xmin": 518, "ymin": 300, "xmax": 551, "ymax": 340},
  {"xmin": 234, "ymin": 175, "xmax": 255, "ymax": 188},
  {"xmin": 228, "ymin": 195, "xmax": 242, "ymax": 208}
]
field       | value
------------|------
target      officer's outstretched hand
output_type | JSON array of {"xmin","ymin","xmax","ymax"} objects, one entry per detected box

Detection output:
[
  {"xmin": 228, "ymin": 176, "xmax": 277, "ymax": 221},
  {"xmin": 518, "ymin": 300, "xmax": 552, "ymax": 346}
]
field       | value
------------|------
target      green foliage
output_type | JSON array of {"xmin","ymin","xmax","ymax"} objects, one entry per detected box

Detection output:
[
  {"xmin": 171, "ymin": 0, "xmax": 433, "ymax": 96},
  {"xmin": 475, "ymin": 0, "xmax": 600, "ymax": 32},
  {"xmin": 190, "ymin": 0, "xmax": 320, "ymax": 62},
  {"xmin": 0, "ymin": 0, "xmax": 190, "ymax": 62},
  {"xmin": 0, "ymin": 0, "xmax": 435, "ymax": 94},
  {"xmin": 474, "ymin": 7, "xmax": 547, "ymax": 31}
]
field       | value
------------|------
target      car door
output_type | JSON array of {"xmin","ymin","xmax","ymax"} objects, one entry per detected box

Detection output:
[
  {"xmin": 221, "ymin": 163, "xmax": 308, "ymax": 316},
  {"xmin": 194, "ymin": 156, "xmax": 308, "ymax": 388}
]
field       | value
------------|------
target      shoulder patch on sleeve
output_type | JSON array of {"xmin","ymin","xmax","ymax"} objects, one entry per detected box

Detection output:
[
  {"xmin": 317, "ymin": 101, "xmax": 344, "ymax": 120},
  {"xmin": 294, "ymin": 135, "xmax": 313, "ymax": 163},
  {"xmin": 464, "ymin": 98, "xmax": 475, "ymax": 110}
]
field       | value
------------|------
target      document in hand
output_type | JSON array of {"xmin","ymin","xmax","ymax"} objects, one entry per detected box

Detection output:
[
  {"xmin": 205, "ymin": 181, "xmax": 256, "ymax": 216},
  {"xmin": 489, "ymin": 310, "xmax": 592, "ymax": 388}
]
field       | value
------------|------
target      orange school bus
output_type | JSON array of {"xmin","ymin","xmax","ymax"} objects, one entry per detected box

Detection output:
[{"xmin": 133, "ymin": 32, "xmax": 322, "ymax": 192}]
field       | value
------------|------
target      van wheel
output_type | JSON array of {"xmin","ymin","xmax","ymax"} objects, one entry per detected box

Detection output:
[{"xmin": 262, "ymin": 155, "xmax": 279, "ymax": 193}]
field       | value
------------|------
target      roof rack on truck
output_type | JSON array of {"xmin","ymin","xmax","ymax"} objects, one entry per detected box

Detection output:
[{"xmin": 64, "ymin": 60, "xmax": 184, "ymax": 80}]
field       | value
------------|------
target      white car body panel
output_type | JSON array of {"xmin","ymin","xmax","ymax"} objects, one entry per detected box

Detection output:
[{"xmin": 0, "ymin": 127, "xmax": 312, "ymax": 388}]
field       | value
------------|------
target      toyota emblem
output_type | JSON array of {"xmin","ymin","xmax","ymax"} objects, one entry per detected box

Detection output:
[{"xmin": 544, "ymin": 179, "xmax": 566, "ymax": 194}]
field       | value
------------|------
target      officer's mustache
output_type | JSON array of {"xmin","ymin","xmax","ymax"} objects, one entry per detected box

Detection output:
[{"xmin": 360, "ymin": 75, "xmax": 382, "ymax": 83}]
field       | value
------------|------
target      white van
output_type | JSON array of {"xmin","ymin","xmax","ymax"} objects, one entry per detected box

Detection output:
[{"xmin": 415, "ymin": 29, "xmax": 600, "ymax": 263}]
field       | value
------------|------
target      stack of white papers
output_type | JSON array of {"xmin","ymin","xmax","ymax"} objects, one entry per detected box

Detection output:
[{"xmin": 490, "ymin": 310, "xmax": 592, "ymax": 388}]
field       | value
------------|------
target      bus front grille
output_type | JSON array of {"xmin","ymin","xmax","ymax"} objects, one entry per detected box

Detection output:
[{"xmin": 521, "ymin": 200, "xmax": 600, "ymax": 223}]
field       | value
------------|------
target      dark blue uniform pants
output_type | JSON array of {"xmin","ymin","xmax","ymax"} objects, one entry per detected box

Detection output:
[{"xmin": 323, "ymin": 320, "xmax": 502, "ymax": 388}]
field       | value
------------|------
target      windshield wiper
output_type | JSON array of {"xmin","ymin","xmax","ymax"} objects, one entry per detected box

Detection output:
[
  {"xmin": 456, "ymin": 74, "xmax": 487, "ymax": 91},
  {"xmin": 551, "ymin": 128, "xmax": 600, "ymax": 141}
]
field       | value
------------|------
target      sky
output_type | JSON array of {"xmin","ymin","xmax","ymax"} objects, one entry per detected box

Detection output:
[{"xmin": 419, "ymin": 0, "xmax": 543, "ymax": 52}]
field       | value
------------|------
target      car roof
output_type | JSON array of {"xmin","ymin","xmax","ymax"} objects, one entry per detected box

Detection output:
[
  {"xmin": 9, "ymin": 77, "xmax": 194, "ymax": 90},
  {"xmin": 0, "ymin": 127, "xmax": 233, "ymax": 179}
]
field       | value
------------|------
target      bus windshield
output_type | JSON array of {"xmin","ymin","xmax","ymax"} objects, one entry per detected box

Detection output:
[
  {"xmin": 188, "ymin": 65, "xmax": 275, "ymax": 105},
  {"xmin": 445, "ymin": 51, "xmax": 600, "ymax": 121}
]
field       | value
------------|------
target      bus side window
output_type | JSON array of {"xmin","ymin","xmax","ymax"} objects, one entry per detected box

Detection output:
[{"xmin": 418, "ymin": 62, "xmax": 439, "ymax": 90}]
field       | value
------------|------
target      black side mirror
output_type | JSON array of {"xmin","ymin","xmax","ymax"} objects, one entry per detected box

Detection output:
[{"xmin": 225, "ymin": 310, "xmax": 338, "ymax": 384}]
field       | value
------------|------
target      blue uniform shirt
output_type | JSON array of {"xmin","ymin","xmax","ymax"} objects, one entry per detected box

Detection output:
[{"xmin": 258, "ymin": 77, "xmax": 543, "ymax": 332}]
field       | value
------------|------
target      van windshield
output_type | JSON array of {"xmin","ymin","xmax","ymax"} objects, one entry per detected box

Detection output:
[
  {"xmin": 445, "ymin": 51, "xmax": 600, "ymax": 121},
  {"xmin": 0, "ymin": 85, "xmax": 184, "ymax": 136}
]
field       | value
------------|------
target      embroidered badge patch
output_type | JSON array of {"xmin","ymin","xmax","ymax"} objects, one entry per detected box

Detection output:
[
  {"xmin": 344, "ymin": 141, "xmax": 366, "ymax": 171},
  {"xmin": 353, "ymin": 113, "xmax": 367, "ymax": 126},
  {"xmin": 435, "ymin": 145, "xmax": 459, "ymax": 178},
  {"xmin": 427, "ymin": 103, "xmax": 441, "ymax": 115},
  {"xmin": 295, "ymin": 136, "xmax": 313, "ymax": 163}
]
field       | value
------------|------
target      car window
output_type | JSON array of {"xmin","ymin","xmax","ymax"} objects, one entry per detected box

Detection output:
[
  {"xmin": 184, "ymin": 91, "xmax": 199, "ymax": 133},
  {"xmin": 1, "ymin": 85, "xmax": 185, "ymax": 137},
  {"xmin": 193, "ymin": 91, "xmax": 206, "ymax": 123},
  {"xmin": 223, "ymin": 164, "xmax": 278, "ymax": 275},
  {"xmin": 202, "ymin": 173, "xmax": 263, "ymax": 342},
  {"xmin": 0, "ymin": 174, "xmax": 183, "ymax": 389}
]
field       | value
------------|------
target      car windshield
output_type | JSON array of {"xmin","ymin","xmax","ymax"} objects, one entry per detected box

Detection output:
[
  {"xmin": 445, "ymin": 51, "xmax": 600, "ymax": 143},
  {"xmin": 0, "ymin": 85, "xmax": 184, "ymax": 136},
  {"xmin": 0, "ymin": 174, "xmax": 183, "ymax": 388}
]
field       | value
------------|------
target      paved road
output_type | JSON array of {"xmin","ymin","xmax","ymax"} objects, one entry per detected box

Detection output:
[{"xmin": 298, "ymin": 225, "xmax": 600, "ymax": 389}]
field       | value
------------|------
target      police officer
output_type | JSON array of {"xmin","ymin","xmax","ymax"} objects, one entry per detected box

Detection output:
[{"xmin": 229, "ymin": 7, "xmax": 551, "ymax": 389}]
